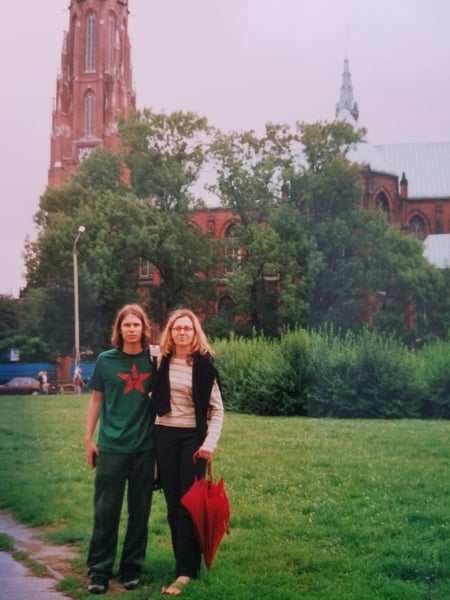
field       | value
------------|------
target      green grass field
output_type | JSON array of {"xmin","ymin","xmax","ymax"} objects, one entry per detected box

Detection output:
[{"xmin": 0, "ymin": 395, "xmax": 449, "ymax": 599}]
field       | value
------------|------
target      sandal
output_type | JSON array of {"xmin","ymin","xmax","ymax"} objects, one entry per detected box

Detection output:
[{"xmin": 161, "ymin": 577, "xmax": 190, "ymax": 595}]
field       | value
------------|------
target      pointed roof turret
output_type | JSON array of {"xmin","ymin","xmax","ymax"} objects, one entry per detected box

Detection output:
[{"xmin": 335, "ymin": 56, "xmax": 359, "ymax": 124}]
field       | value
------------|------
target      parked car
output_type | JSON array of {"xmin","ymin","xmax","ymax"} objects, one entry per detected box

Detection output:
[{"xmin": 0, "ymin": 377, "xmax": 41, "ymax": 395}]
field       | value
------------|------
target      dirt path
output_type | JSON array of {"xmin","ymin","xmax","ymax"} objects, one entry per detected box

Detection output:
[
  {"xmin": 0, "ymin": 510, "xmax": 79, "ymax": 581},
  {"xmin": 0, "ymin": 511, "xmax": 133, "ymax": 595}
]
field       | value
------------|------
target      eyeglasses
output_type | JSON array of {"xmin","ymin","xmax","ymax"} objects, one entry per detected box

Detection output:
[{"xmin": 172, "ymin": 326, "xmax": 194, "ymax": 333}]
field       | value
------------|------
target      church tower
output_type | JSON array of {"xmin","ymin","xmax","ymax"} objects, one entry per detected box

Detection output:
[{"xmin": 48, "ymin": 0, "xmax": 135, "ymax": 186}]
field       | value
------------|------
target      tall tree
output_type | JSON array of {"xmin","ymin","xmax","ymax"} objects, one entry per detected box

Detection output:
[
  {"xmin": 26, "ymin": 185, "xmax": 149, "ymax": 354},
  {"xmin": 208, "ymin": 124, "xmax": 305, "ymax": 333},
  {"xmin": 289, "ymin": 120, "xmax": 365, "ymax": 221},
  {"xmin": 288, "ymin": 121, "xmax": 449, "ymax": 339},
  {"xmin": 25, "ymin": 146, "xmax": 219, "ymax": 354},
  {"xmin": 269, "ymin": 204, "xmax": 320, "ymax": 329},
  {"xmin": 370, "ymin": 224, "xmax": 449, "ymax": 343},
  {"xmin": 131, "ymin": 208, "xmax": 220, "ymax": 324}
]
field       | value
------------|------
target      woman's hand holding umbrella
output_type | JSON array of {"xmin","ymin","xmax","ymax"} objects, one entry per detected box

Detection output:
[{"xmin": 194, "ymin": 448, "xmax": 212, "ymax": 462}]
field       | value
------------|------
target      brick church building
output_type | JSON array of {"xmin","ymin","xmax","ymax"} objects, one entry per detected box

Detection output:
[
  {"xmin": 48, "ymin": 0, "xmax": 135, "ymax": 186},
  {"xmin": 49, "ymin": 1, "xmax": 450, "ymax": 259},
  {"xmin": 334, "ymin": 57, "xmax": 450, "ymax": 242}
]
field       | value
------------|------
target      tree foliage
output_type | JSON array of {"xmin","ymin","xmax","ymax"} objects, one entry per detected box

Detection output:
[
  {"xmin": 282, "ymin": 121, "xmax": 449, "ymax": 338},
  {"xmin": 0, "ymin": 295, "xmax": 20, "ymax": 342},
  {"xmin": 132, "ymin": 208, "xmax": 220, "ymax": 324},
  {"xmin": 297, "ymin": 120, "xmax": 365, "ymax": 173},
  {"xmin": 24, "ymin": 144, "xmax": 219, "ymax": 354},
  {"xmin": 209, "ymin": 123, "xmax": 293, "ymax": 225},
  {"xmin": 15, "ymin": 113, "xmax": 450, "ymax": 358},
  {"xmin": 209, "ymin": 124, "xmax": 307, "ymax": 333},
  {"xmin": 119, "ymin": 108, "xmax": 212, "ymax": 211}
]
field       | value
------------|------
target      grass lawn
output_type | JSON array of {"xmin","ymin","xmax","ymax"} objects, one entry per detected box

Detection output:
[{"xmin": 0, "ymin": 395, "xmax": 449, "ymax": 599}]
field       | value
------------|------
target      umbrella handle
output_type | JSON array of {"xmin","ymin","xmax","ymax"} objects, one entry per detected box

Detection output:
[{"xmin": 193, "ymin": 450, "xmax": 213, "ymax": 480}]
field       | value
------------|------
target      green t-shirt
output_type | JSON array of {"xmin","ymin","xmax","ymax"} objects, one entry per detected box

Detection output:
[{"xmin": 88, "ymin": 348, "xmax": 154, "ymax": 453}]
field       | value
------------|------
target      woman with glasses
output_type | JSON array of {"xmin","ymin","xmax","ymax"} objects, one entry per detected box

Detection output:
[{"xmin": 151, "ymin": 308, "xmax": 224, "ymax": 596}]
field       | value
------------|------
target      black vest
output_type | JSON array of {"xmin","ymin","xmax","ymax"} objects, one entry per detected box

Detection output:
[{"xmin": 151, "ymin": 352, "xmax": 220, "ymax": 442}]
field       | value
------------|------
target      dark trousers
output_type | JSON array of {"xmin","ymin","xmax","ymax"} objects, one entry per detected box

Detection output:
[
  {"xmin": 87, "ymin": 448, "xmax": 155, "ymax": 580},
  {"xmin": 155, "ymin": 426, "xmax": 206, "ymax": 578}
]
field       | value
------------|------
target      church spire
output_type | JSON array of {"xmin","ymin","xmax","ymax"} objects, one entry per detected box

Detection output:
[
  {"xmin": 335, "ymin": 56, "xmax": 359, "ymax": 123},
  {"xmin": 49, "ymin": 0, "xmax": 135, "ymax": 186}
]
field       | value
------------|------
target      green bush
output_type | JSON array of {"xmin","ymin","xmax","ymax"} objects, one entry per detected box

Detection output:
[
  {"xmin": 306, "ymin": 328, "xmax": 424, "ymax": 418},
  {"xmin": 417, "ymin": 339, "xmax": 450, "ymax": 418},
  {"xmin": 215, "ymin": 329, "xmax": 308, "ymax": 415},
  {"xmin": 304, "ymin": 328, "xmax": 359, "ymax": 417},
  {"xmin": 213, "ymin": 327, "xmax": 448, "ymax": 419},
  {"xmin": 215, "ymin": 334, "xmax": 287, "ymax": 415}
]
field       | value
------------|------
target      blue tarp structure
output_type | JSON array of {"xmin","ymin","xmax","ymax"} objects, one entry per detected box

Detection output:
[
  {"xmin": 0, "ymin": 361, "xmax": 95, "ymax": 384},
  {"xmin": 0, "ymin": 362, "xmax": 57, "ymax": 384}
]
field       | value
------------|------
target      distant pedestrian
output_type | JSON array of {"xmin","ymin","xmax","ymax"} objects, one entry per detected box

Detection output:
[
  {"xmin": 42, "ymin": 371, "xmax": 48, "ymax": 394},
  {"xmin": 37, "ymin": 371, "xmax": 45, "ymax": 394},
  {"xmin": 73, "ymin": 366, "xmax": 84, "ymax": 394}
]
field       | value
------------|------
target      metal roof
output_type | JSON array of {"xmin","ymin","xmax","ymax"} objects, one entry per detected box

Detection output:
[
  {"xmin": 423, "ymin": 234, "xmax": 450, "ymax": 269},
  {"xmin": 333, "ymin": 57, "xmax": 450, "ymax": 201},
  {"xmin": 347, "ymin": 141, "xmax": 394, "ymax": 175},
  {"xmin": 344, "ymin": 140, "xmax": 450, "ymax": 199},
  {"xmin": 375, "ymin": 142, "xmax": 450, "ymax": 199}
]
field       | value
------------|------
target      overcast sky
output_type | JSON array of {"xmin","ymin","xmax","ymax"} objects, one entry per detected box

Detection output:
[{"xmin": 1, "ymin": 0, "xmax": 450, "ymax": 297}]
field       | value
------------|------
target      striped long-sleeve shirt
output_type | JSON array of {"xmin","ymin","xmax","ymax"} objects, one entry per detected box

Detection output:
[{"xmin": 155, "ymin": 357, "xmax": 224, "ymax": 452}]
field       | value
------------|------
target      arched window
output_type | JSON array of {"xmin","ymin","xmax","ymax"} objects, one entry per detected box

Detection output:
[
  {"xmin": 409, "ymin": 215, "xmax": 426, "ymax": 241},
  {"xmin": 225, "ymin": 225, "xmax": 240, "ymax": 273},
  {"xmin": 375, "ymin": 192, "xmax": 390, "ymax": 222},
  {"xmin": 138, "ymin": 259, "xmax": 154, "ymax": 281},
  {"xmin": 69, "ymin": 17, "xmax": 78, "ymax": 79},
  {"xmin": 85, "ymin": 91, "xmax": 95, "ymax": 136},
  {"xmin": 86, "ymin": 13, "xmax": 96, "ymax": 72},
  {"xmin": 107, "ymin": 15, "xmax": 116, "ymax": 73}
]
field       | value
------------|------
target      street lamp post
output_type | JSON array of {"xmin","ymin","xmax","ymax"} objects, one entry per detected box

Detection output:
[{"xmin": 73, "ymin": 225, "xmax": 86, "ymax": 373}]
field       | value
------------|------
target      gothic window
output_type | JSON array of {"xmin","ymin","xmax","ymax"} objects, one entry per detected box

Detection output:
[
  {"xmin": 138, "ymin": 259, "xmax": 154, "ymax": 281},
  {"xmin": 85, "ymin": 91, "xmax": 95, "ymax": 136},
  {"xmin": 225, "ymin": 225, "xmax": 240, "ymax": 273},
  {"xmin": 409, "ymin": 215, "xmax": 426, "ymax": 241},
  {"xmin": 86, "ymin": 13, "xmax": 96, "ymax": 72},
  {"xmin": 107, "ymin": 15, "xmax": 116, "ymax": 73},
  {"xmin": 69, "ymin": 16, "xmax": 79, "ymax": 78},
  {"xmin": 375, "ymin": 192, "xmax": 390, "ymax": 222}
]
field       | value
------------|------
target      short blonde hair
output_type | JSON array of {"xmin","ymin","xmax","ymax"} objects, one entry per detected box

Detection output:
[
  {"xmin": 111, "ymin": 303, "xmax": 152, "ymax": 349},
  {"xmin": 159, "ymin": 308, "xmax": 214, "ymax": 359}
]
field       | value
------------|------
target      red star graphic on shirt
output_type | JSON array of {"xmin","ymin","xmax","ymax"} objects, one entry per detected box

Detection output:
[{"xmin": 118, "ymin": 363, "xmax": 150, "ymax": 393}]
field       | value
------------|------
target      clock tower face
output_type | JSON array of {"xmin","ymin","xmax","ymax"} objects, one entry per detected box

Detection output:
[{"xmin": 78, "ymin": 146, "xmax": 94, "ymax": 162}]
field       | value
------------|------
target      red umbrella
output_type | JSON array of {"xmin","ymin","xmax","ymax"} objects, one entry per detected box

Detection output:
[{"xmin": 181, "ymin": 457, "xmax": 230, "ymax": 570}]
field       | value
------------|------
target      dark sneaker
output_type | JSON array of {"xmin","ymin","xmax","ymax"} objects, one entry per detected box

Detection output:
[
  {"xmin": 123, "ymin": 578, "xmax": 140, "ymax": 590},
  {"xmin": 88, "ymin": 575, "xmax": 108, "ymax": 594}
]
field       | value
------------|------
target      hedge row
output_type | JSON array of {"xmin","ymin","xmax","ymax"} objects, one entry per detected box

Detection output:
[{"xmin": 213, "ymin": 328, "xmax": 450, "ymax": 419}]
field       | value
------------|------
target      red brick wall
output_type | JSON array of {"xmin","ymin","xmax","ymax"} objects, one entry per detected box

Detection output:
[{"xmin": 48, "ymin": 0, "xmax": 135, "ymax": 186}]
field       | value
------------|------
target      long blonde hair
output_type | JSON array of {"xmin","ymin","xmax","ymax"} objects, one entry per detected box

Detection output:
[
  {"xmin": 159, "ymin": 308, "xmax": 215, "ymax": 359},
  {"xmin": 111, "ymin": 303, "xmax": 152, "ymax": 349}
]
